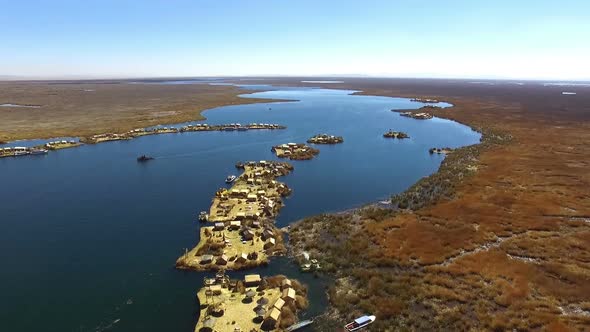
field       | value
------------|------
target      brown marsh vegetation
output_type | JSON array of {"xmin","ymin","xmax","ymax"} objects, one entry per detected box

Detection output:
[
  {"xmin": 0, "ymin": 80, "xmax": 285, "ymax": 142},
  {"xmin": 287, "ymin": 78, "xmax": 590, "ymax": 331}
]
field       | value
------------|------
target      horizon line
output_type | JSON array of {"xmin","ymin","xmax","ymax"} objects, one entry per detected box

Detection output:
[{"xmin": 1, "ymin": 74, "xmax": 589, "ymax": 83}]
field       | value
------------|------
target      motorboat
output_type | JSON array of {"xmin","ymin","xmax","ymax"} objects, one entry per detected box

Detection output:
[
  {"xmin": 345, "ymin": 315, "xmax": 376, "ymax": 331},
  {"xmin": 137, "ymin": 155, "xmax": 154, "ymax": 162}
]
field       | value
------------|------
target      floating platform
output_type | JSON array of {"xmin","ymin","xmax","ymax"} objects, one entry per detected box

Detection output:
[
  {"xmin": 307, "ymin": 134, "xmax": 343, "ymax": 144},
  {"xmin": 176, "ymin": 161, "xmax": 294, "ymax": 271},
  {"xmin": 383, "ymin": 131, "xmax": 409, "ymax": 139},
  {"xmin": 271, "ymin": 143, "xmax": 320, "ymax": 160}
]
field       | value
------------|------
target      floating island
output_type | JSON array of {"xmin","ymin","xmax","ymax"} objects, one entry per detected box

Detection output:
[
  {"xmin": 271, "ymin": 143, "xmax": 320, "ymax": 160},
  {"xmin": 307, "ymin": 134, "xmax": 343, "ymax": 144},
  {"xmin": 399, "ymin": 111, "xmax": 433, "ymax": 120},
  {"xmin": 176, "ymin": 161, "xmax": 293, "ymax": 271},
  {"xmin": 391, "ymin": 105, "xmax": 442, "ymax": 120},
  {"xmin": 411, "ymin": 97, "xmax": 440, "ymax": 103},
  {"xmin": 180, "ymin": 123, "xmax": 285, "ymax": 133},
  {"xmin": 194, "ymin": 273, "xmax": 308, "ymax": 332},
  {"xmin": 80, "ymin": 123, "xmax": 286, "ymax": 144},
  {"xmin": 429, "ymin": 147, "xmax": 454, "ymax": 154},
  {"xmin": 383, "ymin": 130, "xmax": 410, "ymax": 139},
  {"xmin": 44, "ymin": 140, "xmax": 82, "ymax": 150}
]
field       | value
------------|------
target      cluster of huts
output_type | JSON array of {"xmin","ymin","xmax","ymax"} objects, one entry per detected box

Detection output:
[
  {"xmin": 271, "ymin": 143, "xmax": 320, "ymax": 160},
  {"xmin": 180, "ymin": 123, "xmax": 285, "ymax": 132},
  {"xmin": 399, "ymin": 111, "xmax": 434, "ymax": 120},
  {"xmin": 0, "ymin": 146, "xmax": 47, "ymax": 157},
  {"xmin": 84, "ymin": 127, "xmax": 179, "ymax": 143},
  {"xmin": 261, "ymin": 278, "xmax": 298, "ymax": 329},
  {"xmin": 383, "ymin": 130, "xmax": 410, "ymax": 139},
  {"xmin": 307, "ymin": 134, "xmax": 344, "ymax": 144},
  {"xmin": 198, "ymin": 274, "xmax": 303, "ymax": 331},
  {"xmin": 44, "ymin": 140, "xmax": 79, "ymax": 149},
  {"xmin": 411, "ymin": 97, "xmax": 440, "ymax": 103},
  {"xmin": 429, "ymin": 147, "xmax": 453, "ymax": 154},
  {"xmin": 198, "ymin": 220, "xmax": 280, "ymax": 266}
]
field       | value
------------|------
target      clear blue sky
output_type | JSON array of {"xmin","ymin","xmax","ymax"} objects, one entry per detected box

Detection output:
[{"xmin": 1, "ymin": 0, "xmax": 589, "ymax": 80}]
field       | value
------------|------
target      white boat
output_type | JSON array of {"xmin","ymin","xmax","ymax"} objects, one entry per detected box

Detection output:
[
  {"xmin": 13, "ymin": 148, "xmax": 30, "ymax": 156},
  {"xmin": 30, "ymin": 149, "xmax": 48, "ymax": 155},
  {"xmin": 225, "ymin": 175, "xmax": 237, "ymax": 183},
  {"xmin": 345, "ymin": 315, "xmax": 376, "ymax": 331}
]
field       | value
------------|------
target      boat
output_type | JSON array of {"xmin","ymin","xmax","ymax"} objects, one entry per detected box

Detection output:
[
  {"xmin": 137, "ymin": 155, "xmax": 154, "ymax": 162},
  {"xmin": 225, "ymin": 175, "xmax": 237, "ymax": 183},
  {"xmin": 285, "ymin": 319, "xmax": 314, "ymax": 331},
  {"xmin": 12, "ymin": 147, "xmax": 29, "ymax": 156},
  {"xmin": 198, "ymin": 211, "xmax": 209, "ymax": 222},
  {"xmin": 345, "ymin": 315, "xmax": 376, "ymax": 331},
  {"xmin": 30, "ymin": 149, "xmax": 48, "ymax": 155}
]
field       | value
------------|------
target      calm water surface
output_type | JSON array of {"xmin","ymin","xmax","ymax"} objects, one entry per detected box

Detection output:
[{"xmin": 0, "ymin": 86, "xmax": 480, "ymax": 331}]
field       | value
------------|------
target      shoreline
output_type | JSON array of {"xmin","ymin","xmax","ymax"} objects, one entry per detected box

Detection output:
[
  {"xmin": 0, "ymin": 82, "xmax": 294, "ymax": 142},
  {"xmin": 278, "ymin": 78, "xmax": 590, "ymax": 330}
]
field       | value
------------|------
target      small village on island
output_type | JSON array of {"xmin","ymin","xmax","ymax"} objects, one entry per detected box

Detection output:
[
  {"xmin": 194, "ymin": 272, "xmax": 310, "ymax": 332},
  {"xmin": 0, "ymin": 123, "xmax": 286, "ymax": 158},
  {"xmin": 429, "ymin": 147, "xmax": 454, "ymax": 154},
  {"xmin": 271, "ymin": 143, "xmax": 320, "ymax": 160},
  {"xmin": 306, "ymin": 134, "xmax": 343, "ymax": 144},
  {"xmin": 391, "ymin": 105, "xmax": 441, "ymax": 120},
  {"xmin": 1, "ymin": 105, "xmax": 439, "ymax": 332},
  {"xmin": 383, "ymin": 130, "xmax": 409, "ymax": 139},
  {"xmin": 176, "ymin": 161, "xmax": 293, "ymax": 272}
]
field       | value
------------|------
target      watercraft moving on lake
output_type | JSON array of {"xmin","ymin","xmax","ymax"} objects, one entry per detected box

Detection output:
[
  {"xmin": 137, "ymin": 155, "xmax": 154, "ymax": 162},
  {"xmin": 345, "ymin": 315, "xmax": 376, "ymax": 331}
]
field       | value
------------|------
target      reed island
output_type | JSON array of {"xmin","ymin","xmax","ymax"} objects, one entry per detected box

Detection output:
[
  {"xmin": 429, "ymin": 147, "xmax": 453, "ymax": 154},
  {"xmin": 392, "ymin": 105, "xmax": 442, "ymax": 120},
  {"xmin": 195, "ymin": 272, "xmax": 309, "ymax": 332},
  {"xmin": 307, "ymin": 134, "xmax": 343, "ymax": 144},
  {"xmin": 271, "ymin": 143, "xmax": 320, "ymax": 160},
  {"xmin": 1, "ymin": 123, "xmax": 287, "ymax": 159},
  {"xmin": 383, "ymin": 130, "xmax": 409, "ymax": 139},
  {"xmin": 176, "ymin": 161, "xmax": 293, "ymax": 271},
  {"xmin": 81, "ymin": 123, "xmax": 285, "ymax": 144}
]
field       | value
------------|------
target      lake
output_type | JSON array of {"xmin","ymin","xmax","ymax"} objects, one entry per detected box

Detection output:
[{"xmin": 0, "ymin": 85, "xmax": 480, "ymax": 331}]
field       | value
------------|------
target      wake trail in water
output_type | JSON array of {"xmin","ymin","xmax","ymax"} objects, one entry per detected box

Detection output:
[{"xmin": 154, "ymin": 134, "xmax": 308, "ymax": 160}]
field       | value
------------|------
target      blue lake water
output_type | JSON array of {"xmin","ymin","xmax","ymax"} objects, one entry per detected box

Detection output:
[{"xmin": 0, "ymin": 86, "xmax": 480, "ymax": 331}]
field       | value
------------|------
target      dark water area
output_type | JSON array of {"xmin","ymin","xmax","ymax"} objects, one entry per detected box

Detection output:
[{"xmin": 0, "ymin": 86, "xmax": 480, "ymax": 331}]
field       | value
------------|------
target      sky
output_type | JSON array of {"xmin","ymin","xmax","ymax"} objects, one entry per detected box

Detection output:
[{"xmin": 1, "ymin": 0, "xmax": 589, "ymax": 80}]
